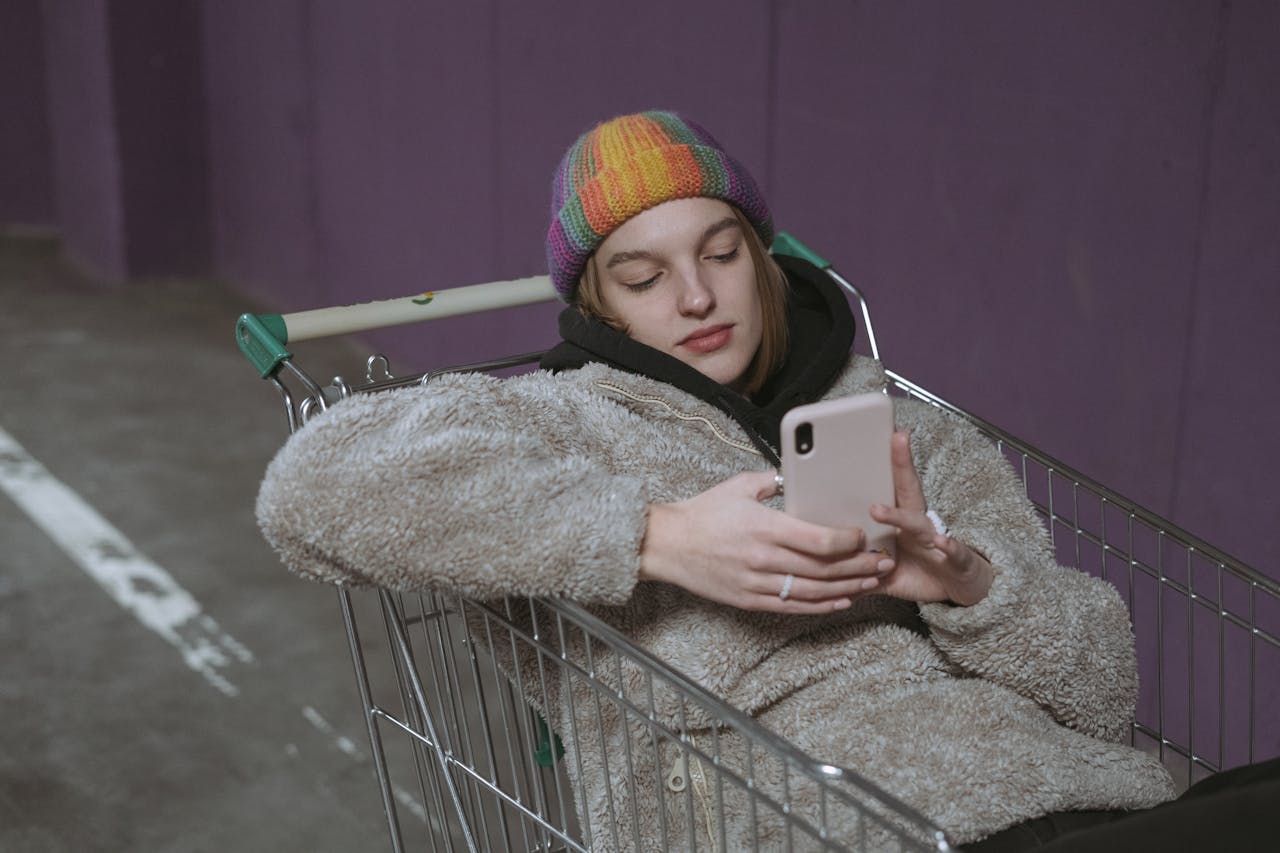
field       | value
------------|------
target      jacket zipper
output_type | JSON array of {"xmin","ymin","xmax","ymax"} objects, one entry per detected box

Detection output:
[{"xmin": 593, "ymin": 381, "xmax": 764, "ymax": 458}]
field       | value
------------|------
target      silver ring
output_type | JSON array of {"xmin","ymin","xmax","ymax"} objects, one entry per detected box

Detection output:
[
  {"xmin": 774, "ymin": 472, "xmax": 785, "ymax": 495},
  {"xmin": 779, "ymin": 573, "xmax": 794, "ymax": 600}
]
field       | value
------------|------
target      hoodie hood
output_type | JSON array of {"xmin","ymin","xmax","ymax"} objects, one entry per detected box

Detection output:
[{"xmin": 539, "ymin": 254, "xmax": 857, "ymax": 464}]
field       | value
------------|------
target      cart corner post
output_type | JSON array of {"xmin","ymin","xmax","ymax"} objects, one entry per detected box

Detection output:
[{"xmin": 236, "ymin": 313, "xmax": 292, "ymax": 378}]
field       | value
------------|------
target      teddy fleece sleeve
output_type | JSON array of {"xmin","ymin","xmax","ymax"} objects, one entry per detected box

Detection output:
[
  {"xmin": 895, "ymin": 398, "xmax": 1138, "ymax": 743},
  {"xmin": 254, "ymin": 372, "xmax": 650, "ymax": 604}
]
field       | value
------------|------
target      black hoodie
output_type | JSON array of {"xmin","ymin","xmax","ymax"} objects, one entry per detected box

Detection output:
[{"xmin": 539, "ymin": 255, "xmax": 857, "ymax": 466}]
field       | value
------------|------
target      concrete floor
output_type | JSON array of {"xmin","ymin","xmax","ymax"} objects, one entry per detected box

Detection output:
[{"xmin": 0, "ymin": 237, "xmax": 404, "ymax": 851}]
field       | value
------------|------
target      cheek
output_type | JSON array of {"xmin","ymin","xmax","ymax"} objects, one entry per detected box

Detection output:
[
  {"xmin": 737, "ymin": 279, "xmax": 764, "ymax": 329},
  {"xmin": 618, "ymin": 304, "xmax": 669, "ymax": 346}
]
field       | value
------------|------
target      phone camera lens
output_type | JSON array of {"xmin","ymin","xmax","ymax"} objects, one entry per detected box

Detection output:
[{"xmin": 795, "ymin": 422, "xmax": 814, "ymax": 455}]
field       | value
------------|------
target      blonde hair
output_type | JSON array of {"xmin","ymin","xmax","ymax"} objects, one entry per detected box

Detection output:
[{"xmin": 575, "ymin": 207, "xmax": 789, "ymax": 395}]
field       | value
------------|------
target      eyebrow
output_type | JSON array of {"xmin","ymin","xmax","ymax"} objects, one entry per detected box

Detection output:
[{"xmin": 604, "ymin": 216, "xmax": 742, "ymax": 269}]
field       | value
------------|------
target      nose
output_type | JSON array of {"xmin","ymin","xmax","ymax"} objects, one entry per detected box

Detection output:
[{"xmin": 676, "ymin": 270, "xmax": 715, "ymax": 316}]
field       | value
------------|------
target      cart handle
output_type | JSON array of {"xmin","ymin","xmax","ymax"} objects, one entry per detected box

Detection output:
[{"xmin": 235, "ymin": 275, "xmax": 559, "ymax": 378}]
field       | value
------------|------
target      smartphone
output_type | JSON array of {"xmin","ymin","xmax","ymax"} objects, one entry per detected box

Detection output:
[{"xmin": 780, "ymin": 392, "xmax": 897, "ymax": 556}]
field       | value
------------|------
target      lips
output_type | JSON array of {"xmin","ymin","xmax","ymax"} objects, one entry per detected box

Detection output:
[{"xmin": 678, "ymin": 323, "xmax": 734, "ymax": 354}]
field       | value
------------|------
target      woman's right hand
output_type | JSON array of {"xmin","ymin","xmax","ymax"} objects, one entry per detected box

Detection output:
[{"xmin": 638, "ymin": 471, "xmax": 888, "ymax": 614}]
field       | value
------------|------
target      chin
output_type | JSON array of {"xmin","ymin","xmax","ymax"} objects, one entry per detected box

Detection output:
[
  {"xmin": 673, "ymin": 347, "xmax": 752, "ymax": 387},
  {"xmin": 704, "ymin": 360, "xmax": 751, "ymax": 389}
]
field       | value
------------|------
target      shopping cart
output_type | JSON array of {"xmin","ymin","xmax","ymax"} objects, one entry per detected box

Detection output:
[{"xmin": 237, "ymin": 234, "xmax": 1279, "ymax": 852}]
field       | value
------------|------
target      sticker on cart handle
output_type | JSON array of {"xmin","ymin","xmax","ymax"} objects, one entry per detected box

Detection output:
[{"xmin": 412, "ymin": 292, "xmax": 435, "ymax": 306}]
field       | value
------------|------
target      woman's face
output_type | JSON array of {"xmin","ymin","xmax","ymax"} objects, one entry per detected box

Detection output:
[{"xmin": 593, "ymin": 198, "xmax": 763, "ymax": 390}]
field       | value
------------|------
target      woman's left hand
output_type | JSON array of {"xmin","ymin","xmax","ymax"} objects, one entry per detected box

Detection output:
[{"xmin": 866, "ymin": 431, "xmax": 994, "ymax": 607}]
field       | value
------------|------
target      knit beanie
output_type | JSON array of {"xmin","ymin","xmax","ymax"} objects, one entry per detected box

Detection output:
[{"xmin": 546, "ymin": 110, "xmax": 774, "ymax": 301}]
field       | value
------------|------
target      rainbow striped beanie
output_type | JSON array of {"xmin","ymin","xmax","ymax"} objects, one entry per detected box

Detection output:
[{"xmin": 546, "ymin": 110, "xmax": 773, "ymax": 300}]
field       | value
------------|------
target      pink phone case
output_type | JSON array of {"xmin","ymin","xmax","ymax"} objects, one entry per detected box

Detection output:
[{"xmin": 780, "ymin": 392, "xmax": 897, "ymax": 556}]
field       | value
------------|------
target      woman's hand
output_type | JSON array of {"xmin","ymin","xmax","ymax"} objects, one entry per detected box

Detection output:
[
  {"xmin": 867, "ymin": 431, "xmax": 994, "ymax": 607},
  {"xmin": 640, "ymin": 471, "xmax": 888, "ymax": 614}
]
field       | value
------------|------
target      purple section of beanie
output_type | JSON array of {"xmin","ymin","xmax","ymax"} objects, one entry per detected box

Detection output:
[{"xmin": 546, "ymin": 221, "xmax": 574, "ymax": 299}]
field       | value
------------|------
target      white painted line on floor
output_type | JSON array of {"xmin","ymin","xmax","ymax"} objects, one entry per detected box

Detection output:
[
  {"xmin": 301, "ymin": 706, "xmax": 436, "ymax": 829},
  {"xmin": 1, "ymin": 426, "xmax": 445, "ymax": 835},
  {"xmin": 302, "ymin": 705, "xmax": 365, "ymax": 760},
  {"xmin": 0, "ymin": 426, "xmax": 254, "ymax": 696}
]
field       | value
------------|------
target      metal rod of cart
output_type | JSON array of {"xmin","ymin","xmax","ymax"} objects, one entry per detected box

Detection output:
[{"xmin": 238, "ymin": 234, "xmax": 1279, "ymax": 851}]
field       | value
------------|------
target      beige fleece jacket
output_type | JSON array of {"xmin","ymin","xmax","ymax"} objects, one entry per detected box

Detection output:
[{"xmin": 256, "ymin": 354, "xmax": 1176, "ymax": 848}]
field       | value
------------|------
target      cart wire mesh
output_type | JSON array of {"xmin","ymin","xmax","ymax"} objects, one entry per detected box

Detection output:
[{"xmin": 885, "ymin": 370, "xmax": 1279, "ymax": 791}]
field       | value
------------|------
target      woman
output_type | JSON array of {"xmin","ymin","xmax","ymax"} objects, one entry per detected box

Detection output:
[{"xmin": 257, "ymin": 111, "xmax": 1180, "ymax": 848}]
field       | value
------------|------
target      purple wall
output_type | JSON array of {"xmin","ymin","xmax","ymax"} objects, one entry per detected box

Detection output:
[
  {"xmin": 0, "ymin": 0, "xmax": 55, "ymax": 228},
  {"xmin": 7, "ymin": 1, "xmax": 1278, "ymax": 574},
  {"xmin": 1173, "ymin": 0, "xmax": 1280, "ymax": 574},
  {"xmin": 106, "ymin": 0, "xmax": 211, "ymax": 276},
  {"xmin": 40, "ymin": 0, "xmax": 129, "ymax": 280},
  {"xmin": 200, "ymin": 2, "xmax": 319, "ymax": 302},
  {"xmin": 770, "ymin": 1, "xmax": 1251, "ymax": 532},
  {"xmin": 32, "ymin": 0, "xmax": 210, "ymax": 282}
]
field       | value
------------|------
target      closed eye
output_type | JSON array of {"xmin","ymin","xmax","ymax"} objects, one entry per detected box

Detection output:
[
  {"xmin": 624, "ymin": 273, "xmax": 660, "ymax": 292},
  {"xmin": 706, "ymin": 246, "xmax": 741, "ymax": 263}
]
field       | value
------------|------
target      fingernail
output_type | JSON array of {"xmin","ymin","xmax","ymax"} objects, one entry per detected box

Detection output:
[
  {"xmin": 861, "ymin": 578, "xmax": 879, "ymax": 590},
  {"xmin": 833, "ymin": 598, "xmax": 852, "ymax": 610},
  {"xmin": 877, "ymin": 559, "xmax": 894, "ymax": 572}
]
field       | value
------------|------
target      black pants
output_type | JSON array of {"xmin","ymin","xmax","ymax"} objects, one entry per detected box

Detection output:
[{"xmin": 965, "ymin": 757, "xmax": 1280, "ymax": 852}]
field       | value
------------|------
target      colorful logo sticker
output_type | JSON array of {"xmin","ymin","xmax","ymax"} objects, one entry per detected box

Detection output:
[{"xmin": 412, "ymin": 292, "xmax": 435, "ymax": 306}]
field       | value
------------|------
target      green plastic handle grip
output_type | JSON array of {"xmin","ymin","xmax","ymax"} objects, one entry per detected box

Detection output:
[
  {"xmin": 771, "ymin": 232, "xmax": 831, "ymax": 270},
  {"xmin": 236, "ymin": 312, "xmax": 291, "ymax": 378},
  {"xmin": 534, "ymin": 713, "xmax": 565, "ymax": 767}
]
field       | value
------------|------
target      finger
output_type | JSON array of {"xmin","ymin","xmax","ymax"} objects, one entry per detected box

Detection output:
[
  {"xmin": 743, "ymin": 593, "xmax": 863, "ymax": 615},
  {"xmin": 936, "ymin": 535, "xmax": 995, "ymax": 606},
  {"xmin": 935, "ymin": 534, "xmax": 975, "ymax": 569},
  {"xmin": 743, "ymin": 547, "xmax": 886, "ymax": 584},
  {"xmin": 890, "ymin": 431, "xmax": 928, "ymax": 512},
  {"xmin": 755, "ymin": 570, "xmax": 886, "ymax": 601},
  {"xmin": 733, "ymin": 469, "xmax": 784, "ymax": 502},
  {"xmin": 799, "ymin": 550, "xmax": 889, "ymax": 581},
  {"xmin": 869, "ymin": 503, "xmax": 936, "ymax": 544},
  {"xmin": 765, "ymin": 512, "xmax": 867, "ymax": 556}
]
